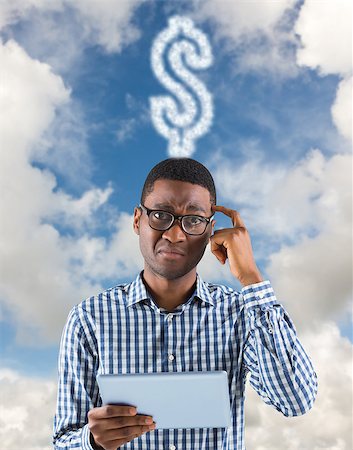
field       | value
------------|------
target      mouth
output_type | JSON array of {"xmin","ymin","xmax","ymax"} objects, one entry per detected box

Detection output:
[{"xmin": 157, "ymin": 247, "xmax": 186, "ymax": 258}]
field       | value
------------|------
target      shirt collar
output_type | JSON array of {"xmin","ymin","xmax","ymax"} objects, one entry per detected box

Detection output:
[{"xmin": 124, "ymin": 272, "xmax": 216, "ymax": 308}]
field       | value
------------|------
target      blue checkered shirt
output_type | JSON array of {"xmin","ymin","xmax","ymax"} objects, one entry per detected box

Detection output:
[{"xmin": 53, "ymin": 273, "xmax": 317, "ymax": 449}]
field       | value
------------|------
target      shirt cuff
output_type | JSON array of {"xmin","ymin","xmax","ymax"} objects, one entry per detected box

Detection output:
[
  {"xmin": 82, "ymin": 423, "xmax": 95, "ymax": 450},
  {"xmin": 241, "ymin": 280, "xmax": 278, "ymax": 309}
]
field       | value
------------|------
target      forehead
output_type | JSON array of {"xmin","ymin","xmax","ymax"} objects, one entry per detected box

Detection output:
[{"xmin": 145, "ymin": 179, "xmax": 211, "ymax": 210}]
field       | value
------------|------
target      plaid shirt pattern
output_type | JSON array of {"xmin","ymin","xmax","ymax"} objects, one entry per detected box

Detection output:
[{"xmin": 53, "ymin": 273, "xmax": 317, "ymax": 449}]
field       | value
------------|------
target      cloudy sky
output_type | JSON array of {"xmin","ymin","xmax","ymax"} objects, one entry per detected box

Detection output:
[{"xmin": 0, "ymin": 0, "xmax": 352, "ymax": 449}]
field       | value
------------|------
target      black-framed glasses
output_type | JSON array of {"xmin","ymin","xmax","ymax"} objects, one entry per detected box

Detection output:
[{"xmin": 139, "ymin": 204, "xmax": 214, "ymax": 236}]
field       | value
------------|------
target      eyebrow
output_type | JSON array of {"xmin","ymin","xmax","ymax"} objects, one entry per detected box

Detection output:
[{"xmin": 152, "ymin": 203, "xmax": 208, "ymax": 214}]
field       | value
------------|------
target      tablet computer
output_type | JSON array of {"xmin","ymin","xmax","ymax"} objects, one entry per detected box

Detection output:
[{"xmin": 97, "ymin": 371, "xmax": 231, "ymax": 429}]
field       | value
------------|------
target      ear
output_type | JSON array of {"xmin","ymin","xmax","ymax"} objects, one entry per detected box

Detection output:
[{"xmin": 133, "ymin": 207, "xmax": 142, "ymax": 235}]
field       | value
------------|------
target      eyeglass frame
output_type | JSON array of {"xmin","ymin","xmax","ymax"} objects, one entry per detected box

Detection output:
[{"xmin": 138, "ymin": 203, "xmax": 214, "ymax": 236}]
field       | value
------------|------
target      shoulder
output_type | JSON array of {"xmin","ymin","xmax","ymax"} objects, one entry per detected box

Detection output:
[
  {"xmin": 198, "ymin": 276, "xmax": 243, "ymax": 308},
  {"xmin": 74, "ymin": 282, "xmax": 131, "ymax": 319}
]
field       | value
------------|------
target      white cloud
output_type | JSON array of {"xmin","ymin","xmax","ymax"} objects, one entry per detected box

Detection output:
[
  {"xmin": 193, "ymin": 0, "xmax": 299, "ymax": 77},
  {"xmin": 267, "ymin": 225, "xmax": 352, "ymax": 329},
  {"xmin": 331, "ymin": 76, "xmax": 352, "ymax": 142},
  {"xmin": 245, "ymin": 322, "xmax": 353, "ymax": 450},
  {"xmin": 116, "ymin": 117, "xmax": 138, "ymax": 142},
  {"xmin": 0, "ymin": 0, "xmax": 62, "ymax": 30},
  {"xmin": 294, "ymin": 0, "xmax": 352, "ymax": 143},
  {"xmin": 0, "ymin": 40, "xmax": 142, "ymax": 345},
  {"xmin": 69, "ymin": 0, "xmax": 143, "ymax": 53},
  {"xmin": 197, "ymin": 0, "xmax": 296, "ymax": 39},
  {"xmin": 0, "ymin": 0, "xmax": 144, "ymax": 56},
  {"xmin": 295, "ymin": 0, "xmax": 352, "ymax": 77},
  {"xmin": 116, "ymin": 93, "xmax": 150, "ymax": 143},
  {"xmin": 0, "ymin": 39, "xmax": 69, "ymax": 157},
  {"xmin": 72, "ymin": 212, "xmax": 143, "ymax": 281},
  {"xmin": 212, "ymin": 150, "xmax": 351, "ymax": 237},
  {"xmin": 0, "ymin": 368, "xmax": 56, "ymax": 450}
]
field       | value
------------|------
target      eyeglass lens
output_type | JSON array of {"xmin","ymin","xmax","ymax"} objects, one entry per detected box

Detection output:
[{"xmin": 149, "ymin": 211, "xmax": 207, "ymax": 235}]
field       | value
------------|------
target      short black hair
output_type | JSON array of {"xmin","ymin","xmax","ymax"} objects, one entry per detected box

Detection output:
[{"xmin": 140, "ymin": 158, "xmax": 216, "ymax": 205}]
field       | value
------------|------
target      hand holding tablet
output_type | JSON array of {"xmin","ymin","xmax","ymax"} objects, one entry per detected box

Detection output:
[
  {"xmin": 88, "ymin": 404, "xmax": 156, "ymax": 450},
  {"xmin": 97, "ymin": 371, "xmax": 231, "ymax": 431}
]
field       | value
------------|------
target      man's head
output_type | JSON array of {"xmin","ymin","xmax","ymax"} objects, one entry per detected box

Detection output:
[
  {"xmin": 134, "ymin": 158, "xmax": 217, "ymax": 281},
  {"xmin": 140, "ymin": 158, "xmax": 216, "ymax": 206}
]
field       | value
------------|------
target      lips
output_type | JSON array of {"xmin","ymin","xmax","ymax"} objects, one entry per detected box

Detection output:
[{"xmin": 157, "ymin": 245, "xmax": 186, "ymax": 256}]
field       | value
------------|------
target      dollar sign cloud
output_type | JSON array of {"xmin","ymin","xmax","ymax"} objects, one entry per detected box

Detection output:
[{"xmin": 150, "ymin": 16, "xmax": 213, "ymax": 157}]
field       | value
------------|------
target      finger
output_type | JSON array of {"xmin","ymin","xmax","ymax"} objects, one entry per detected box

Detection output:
[
  {"xmin": 212, "ymin": 205, "xmax": 246, "ymax": 228},
  {"xmin": 92, "ymin": 414, "xmax": 154, "ymax": 431},
  {"xmin": 100, "ymin": 423, "xmax": 156, "ymax": 441},
  {"xmin": 89, "ymin": 404, "xmax": 137, "ymax": 420},
  {"xmin": 210, "ymin": 238, "xmax": 227, "ymax": 264}
]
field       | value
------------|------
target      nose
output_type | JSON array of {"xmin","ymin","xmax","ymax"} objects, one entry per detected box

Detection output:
[{"xmin": 161, "ymin": 220, "xmax": 186, "ymax": 243}]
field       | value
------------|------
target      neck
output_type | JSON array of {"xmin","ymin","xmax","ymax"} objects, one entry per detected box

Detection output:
[{"xmin": 142, "ymin": 267, "xmax": 197, "ymax": 311}]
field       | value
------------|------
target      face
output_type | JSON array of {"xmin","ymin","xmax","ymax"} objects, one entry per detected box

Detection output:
[{"xmin": 133, "ymin": 179, "xmax": 215, "ymax": 281}]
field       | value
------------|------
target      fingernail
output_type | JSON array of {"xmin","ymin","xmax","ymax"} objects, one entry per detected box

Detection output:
[
  {"xmin": 130, "ymin": 407, "xmax": 137, "ymax": 415},
  {"xmin": 145, "ymin": 417, "xmax": 153, "ymax": 424},
  {"xmin": 149, "ymin": 423, "xmax": 156, "ymax": 430}
]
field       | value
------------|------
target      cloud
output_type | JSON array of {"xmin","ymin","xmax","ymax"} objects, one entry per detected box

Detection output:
[
  {"xmin": 295, "ymin": 0, "xmax": 352, "ymax": 143},
  {"xmin": 0, "ymin": 368, "xmax": 56, "ymax": 450},
  {"xmin": 331, "ymin": 76, "xmax": 352, "ymax": 142},
  {"xmin": 0, "ymin": 0, "xmax": 62, "ymax": 30},
  {"xmin": 0, "ymin": 1, "xmax": 144, "ymax": 53},
  {"xmin": 295, "ymin": 0, "xmax": 352, "ymax": 77},
  {"xmin": 69, "ymin": 0, "xmax": 143, "ymax": 53},
  {"xmin": 245, "ymin": 322, "xmax": 353, "ymax": 450},
  {"xmin": 0, "ymin": 0, "xmax": 145, "ymax": 79},
  {"xmin": 116, "ymin": 93, "xmax": 150, "ymax": 143},
  {"xmin": 116, "ymin": 117, "xmax": 138, "ymax": 142},
  {"xmin": 193, "ymin": 0, "xmax": 299, "ymax": 78},
  {"xmin": 0, "ymin": 39, "xmax": 143, "ymax": 345},
  {"xmin": 197, "ymin": 0, "xmax": 296, "ymax": 39},
  {"xmin": 0, "ymin": 39, "xmax": 69, "ymax": 156},
  {"xmin": 212, "ymin": 150, "xmax": 351, "ymax": 237},
  {"xmin": 267, "ymin": 224, "xmax": 352, "ymax": 330}
]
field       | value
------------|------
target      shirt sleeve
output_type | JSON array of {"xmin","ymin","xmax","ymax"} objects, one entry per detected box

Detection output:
[
  {"xmin": 53, "ymin": 305, "xmax": 100, "ymax": 449},
  {"xmin": 241, "ymin": 280, "xmax": 318, "ymax": 417}
]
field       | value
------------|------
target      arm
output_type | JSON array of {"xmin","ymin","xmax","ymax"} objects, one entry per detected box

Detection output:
[
  {"xmin": 53, "ymin": 305, "xmax": 100, "ymax": 449},
  {"xmin": 53, "ymin": 304, "xmax": 156, "ymax": 450},
  {"xmin": 210, "ymin": 205, "xmax": 318, "ymax": 415},
  {"xmin": 242, "ymin": 281, "xmax": 318, "ymax": 416}
]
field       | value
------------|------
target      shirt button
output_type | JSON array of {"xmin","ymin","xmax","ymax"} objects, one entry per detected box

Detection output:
[
  {"xmin": 169, "ymin": 445, "xmax": 176, "ymax": 450},
  {"xmin": 268, "ymin": 328, "xmax": 273, "ymax": 334},
  {"xmin": 168, "ymin": 353, "xmax": 175, "ymax": 362},
  {"xmin": 167, "ymin": 313, "xmax": 173, "ymax": 322},
  {"xmin": 258, "ymin": 293, "xmax": 264, "ymax": 299}
]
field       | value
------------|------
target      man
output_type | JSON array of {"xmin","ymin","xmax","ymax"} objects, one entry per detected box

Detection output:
[{"xmin": 53, "ymin": 158, "xmax": 317, "ymax": 450}]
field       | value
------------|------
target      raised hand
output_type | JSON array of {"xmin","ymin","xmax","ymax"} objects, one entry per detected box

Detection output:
[{"xmin": 210, "ymin": 205, "xmax": 263, "ymax": 287}]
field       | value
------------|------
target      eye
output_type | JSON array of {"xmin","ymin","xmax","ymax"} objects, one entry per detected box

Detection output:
[
  {"xmin": 185, "ymin": 216, "xmax": 204, "ymax": 226},
  {"xmin": 153, "ymin": 211, "xmax": 171, "ymax": 221}
]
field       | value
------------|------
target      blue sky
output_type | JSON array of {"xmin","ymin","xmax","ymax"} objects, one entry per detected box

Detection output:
[{"xmin": 0, "ymin": 0, "xmax": 352, "ymax": 448}]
